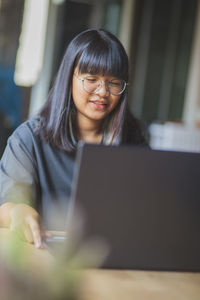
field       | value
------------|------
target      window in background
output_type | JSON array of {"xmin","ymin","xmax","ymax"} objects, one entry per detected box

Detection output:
[
  {"xmin": 14, "ymin": 0, "xmax": 49, "ymax": 87},
  {"xmin": 130, "ymin": 0, "xmax": 197, "ymax": 124},
  {"xmin": 102, "ymin": 0, "xmax": 122, "ymax": 36}
]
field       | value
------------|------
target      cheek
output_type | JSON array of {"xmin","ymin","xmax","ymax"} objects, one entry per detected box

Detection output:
[
  {"xmin": 72, "ymin": 77, "xmax": 79, "ymax": 101},
  {"xmin": 72, "ymin": 78, "xmax": 85, "ymax": 107},
  {"xmin": 110, "ymin": 96, "xmax": 121, "ymax": 109},
  {"xmin": 72, "ymin": 90, "xmax": 87, "ymax": 112}
]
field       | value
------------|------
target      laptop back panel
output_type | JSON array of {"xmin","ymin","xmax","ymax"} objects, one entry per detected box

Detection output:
[{"xmin": 69, "ymin": 144, "xmax": 200, "ymax": 271}]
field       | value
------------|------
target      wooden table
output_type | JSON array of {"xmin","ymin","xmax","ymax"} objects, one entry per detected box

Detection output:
[
  {"xmin": 1, "ymin": 228, "xmax": 200, "ymax": 300},
  {"xmin": 79, "ymin": 269, "xmax": 200, "ymax": 300}
]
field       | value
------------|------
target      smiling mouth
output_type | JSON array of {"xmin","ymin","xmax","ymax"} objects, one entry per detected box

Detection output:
[
  {"xmin": 91, "ymin": 102, "xmax": 107, "ymax": 105},
  {"xmin": 89, "ymin": 101, "xmax": 108, "ymax": 110},
  {"xmin": 89, "ymin": 99, "xmax": 108, "ymax": 105}
]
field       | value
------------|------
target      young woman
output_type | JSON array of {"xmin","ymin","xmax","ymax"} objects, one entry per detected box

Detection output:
[{"xmin": 0, "ymin": 29, "xmax": 147, "ymax": 248}]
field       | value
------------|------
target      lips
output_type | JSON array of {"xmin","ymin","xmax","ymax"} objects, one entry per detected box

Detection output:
[
  {"xmin": 89, "ymin": 99, "xmax": 108, "ymax": 110},
  {"xmin": 90, "ymin": 101, "xmax": 107, "ymax": 106},
  {"xmin": 89, "ymin": 98, "xmax": 108, "ymax": 105}
]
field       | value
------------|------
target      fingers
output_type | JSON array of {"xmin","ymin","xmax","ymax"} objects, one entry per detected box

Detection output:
[
  {"xmin": 41, "ymin": 229, "xmax": 52, "ymax": 238},
  {"xmin": 9, "ymin": 204, "xmax": 43, "ymax": 248},
  {"xmin": 11, "ymin": 217, "xmax": 42, "ymax": 248},
  {"xmin": 28, "ymin": 219, "xmax": 42, "ymax": 248},
  {"xmin": 24, "ymin": 225, "xmax": 34, "ymax": 244}
]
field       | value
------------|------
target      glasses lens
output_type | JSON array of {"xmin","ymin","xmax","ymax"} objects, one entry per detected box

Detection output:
[
  {"xmin": 108, "ymin": 79, "xmax": 126, "ymax": 95},
  {"xmin": 83, "ymin": 76, "xmax": 126, "ymax": 95},
  {"xmin": 83, "ymin": 76, "xmax": 100, "ymax": 93}
]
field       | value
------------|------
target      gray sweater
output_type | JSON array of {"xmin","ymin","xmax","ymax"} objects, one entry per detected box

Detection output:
[{"xmin": 0, "ymin": 118, "xmax": 75, "ymax": 229}]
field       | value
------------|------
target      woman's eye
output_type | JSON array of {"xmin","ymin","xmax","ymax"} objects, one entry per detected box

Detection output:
[
  {"xmin": 86, "ymin": 77, "xmax": 98, "ymax": 83},
  {"xmin": 109, "ymin": 81, "xmax": 121, "ymax": 87}
]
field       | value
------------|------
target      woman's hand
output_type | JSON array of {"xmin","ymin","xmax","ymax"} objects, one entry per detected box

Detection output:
[
  {"xmin": 0, "ymin": 202, "xmax": 43, "ymax": 248},
  {"xmin": 9, "ymin": 203, "xmax": 42, "ymax": 248}
]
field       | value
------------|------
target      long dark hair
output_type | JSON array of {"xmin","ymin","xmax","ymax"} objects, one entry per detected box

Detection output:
[{"xmin": 37, "ymin": 28, "xmax": 147, "ymax": 151}]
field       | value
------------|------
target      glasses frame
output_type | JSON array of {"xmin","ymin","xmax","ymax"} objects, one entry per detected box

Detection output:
[{"xmin": 74, "ymin": 73, "xmax": 128, "ymax": 95}]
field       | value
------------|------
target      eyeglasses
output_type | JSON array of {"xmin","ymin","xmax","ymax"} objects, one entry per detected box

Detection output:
[{"xmin": 74, "ymin": 74, "xmax": 127, "ymax": 95}]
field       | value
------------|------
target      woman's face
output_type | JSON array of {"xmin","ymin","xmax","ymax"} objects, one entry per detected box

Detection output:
[{"xmin": 72, "ymin": 67, "xmax": 122, "ymax": 126}]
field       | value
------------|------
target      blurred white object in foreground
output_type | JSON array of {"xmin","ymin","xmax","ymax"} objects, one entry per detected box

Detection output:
[{"xmin": 149, "ymin": 122, "xmax": 200, "ymax": 152}]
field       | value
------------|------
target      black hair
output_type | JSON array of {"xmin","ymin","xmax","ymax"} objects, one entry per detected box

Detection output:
[{"xmin": 37, "ymin": 28, "xmax": 147, "ymax": 151}]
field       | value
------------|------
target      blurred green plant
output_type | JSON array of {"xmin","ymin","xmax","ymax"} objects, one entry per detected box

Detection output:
[
  {"xmin": 0, "ymin": 184, "xmax": 109, "ymax": 299},
  {"xmin": 0, "ymin": 226, "xmax": 108, "ymax": 300}
]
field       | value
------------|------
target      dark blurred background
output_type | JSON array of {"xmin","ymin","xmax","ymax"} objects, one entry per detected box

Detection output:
[{"xmin": 1, "ymin": 0, "xmax": 200, "ymax": 157}]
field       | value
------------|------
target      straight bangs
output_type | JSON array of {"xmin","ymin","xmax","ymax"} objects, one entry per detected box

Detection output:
[{"xmin": 76, "ymin": 40, "xmax": 128, "ymax": 82}]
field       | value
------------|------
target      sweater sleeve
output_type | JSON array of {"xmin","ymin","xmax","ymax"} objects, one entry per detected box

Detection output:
[{"xmin": 0, "ymin": 122, "xmax": 38, "ymax": 206}]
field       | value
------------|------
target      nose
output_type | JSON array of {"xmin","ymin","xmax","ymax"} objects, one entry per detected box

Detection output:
[{"xmin": 97, "ymin": 80, "xmax": 110, "ymax": 96}]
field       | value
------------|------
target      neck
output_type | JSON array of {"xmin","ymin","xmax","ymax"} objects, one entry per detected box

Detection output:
[{"xmin": 76, "ymin": 115, "xmax": 104, "ymax": 144}]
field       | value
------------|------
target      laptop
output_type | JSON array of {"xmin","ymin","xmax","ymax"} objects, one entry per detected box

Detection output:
[{"xmin": 65, "ymin": 143, "xmax": 200, "ymax": 271}]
